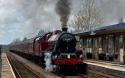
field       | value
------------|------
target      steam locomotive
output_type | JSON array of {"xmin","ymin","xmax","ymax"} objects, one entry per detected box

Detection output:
[{"xmin": 10, "ymin": 28, "xmax": 84, "ymax": 73}]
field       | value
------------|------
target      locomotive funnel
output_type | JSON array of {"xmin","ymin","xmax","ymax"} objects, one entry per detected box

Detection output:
[{"xmin": 62, "ymin": 27, "xmax": 67, "ymax": 32}]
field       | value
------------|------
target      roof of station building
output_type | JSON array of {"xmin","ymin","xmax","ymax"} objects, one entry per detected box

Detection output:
[{"xmin": 75, "ymin": 22, "xmax": 125, "ymax": 37}]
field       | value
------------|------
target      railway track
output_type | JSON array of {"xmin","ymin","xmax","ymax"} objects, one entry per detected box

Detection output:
[
  {"xmin": 61, "ymin": 75, "xmax": 85, "ymax": 78},
  {"xmin": 58, "ymin": 74, "xmax": 83, "ymax": 78},
  {"xmin": 55, "ymin": 73, "xmax": 87, "ymax": 78},
  {"xmin": 7, "ymin": 52, "xmax": 87, "ymax": 78},
  {"xmin": 7, "ymin": 53, "xmax": 40, "ymax": 78}
]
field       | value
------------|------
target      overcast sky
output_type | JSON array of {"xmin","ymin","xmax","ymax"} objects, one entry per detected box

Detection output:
[{"xmin": 0, "ymin": 0, "xmax": 125, "ymax": 44}]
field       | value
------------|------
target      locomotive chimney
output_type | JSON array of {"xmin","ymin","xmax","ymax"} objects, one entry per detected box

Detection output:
[{"xmin": 62, "ymin": 26, "xmax": 67, "ymax": 32}]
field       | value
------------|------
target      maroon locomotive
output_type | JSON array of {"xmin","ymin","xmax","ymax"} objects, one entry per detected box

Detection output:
[{"xmin": 10, "ymin": 29, "xmax": 84, "ymax": 73}]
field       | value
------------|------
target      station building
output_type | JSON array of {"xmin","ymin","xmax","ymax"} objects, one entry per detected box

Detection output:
[{"xmin": 76, "ymin": 22, "xmax": 125, "ymax": 64}]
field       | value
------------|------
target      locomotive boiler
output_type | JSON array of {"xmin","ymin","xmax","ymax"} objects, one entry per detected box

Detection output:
[{"xmin": 10, "ymin": 29, "xmax": 84, "ymax": 73}]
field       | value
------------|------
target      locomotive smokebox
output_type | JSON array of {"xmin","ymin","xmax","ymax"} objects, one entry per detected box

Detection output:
[{"xmin": 62, "ymin": 26, "xmax": 67, "ymax": 32}]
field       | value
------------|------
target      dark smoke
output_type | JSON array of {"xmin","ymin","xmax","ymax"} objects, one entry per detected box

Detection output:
[{"xmin": 55, "ymin": 0, "xmax": 71, "ymax": 28}]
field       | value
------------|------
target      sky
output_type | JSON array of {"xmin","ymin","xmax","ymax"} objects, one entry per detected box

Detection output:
[{"xmin": 0, "ymin": 0, "xmax": 125, "ymax": 44}]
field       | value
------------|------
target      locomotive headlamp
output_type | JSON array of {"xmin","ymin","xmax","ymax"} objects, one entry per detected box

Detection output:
[
  {"xmin": 80, "ymin": 54, "xmax": 83, "ymax": 58},
  {"xmin": 68, "ymin": 54, "xmax": 70, "ymax": 59},
  {"xmin": 54, "ymin": 55, "xmax": 58, "ymax": 59}
]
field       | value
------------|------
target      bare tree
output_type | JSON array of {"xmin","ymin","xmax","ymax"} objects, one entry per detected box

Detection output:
[
  {"xmin": 37, "ymin": 29, "xmax": 46, "ymax": 37},
  {"xmin": 12, "ymin": 38, "xmax": 21, "ymax": 44},
  {"xmin": 70, "ymin": 0, "xmax": 103, "ymax": 32},
  {"xmin": 23, "ymin": 37, "xmax": 27, "ymax": 41}
]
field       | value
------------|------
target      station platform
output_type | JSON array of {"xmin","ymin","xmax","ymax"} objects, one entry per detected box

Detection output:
[
  {"xmin": 84, "ymin": 60, "xmax": 125, "ymax": 71},
  {"xmin": 1, "ymin": 52, "xmax": 16, "ymax": 78},
  {"xmin": 84, "ymin": 60, "xmax": 125, "ymax": 78},
  {"xmin": 8, "ymin": 52, "xmax": 61, "ymax": 78}
]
